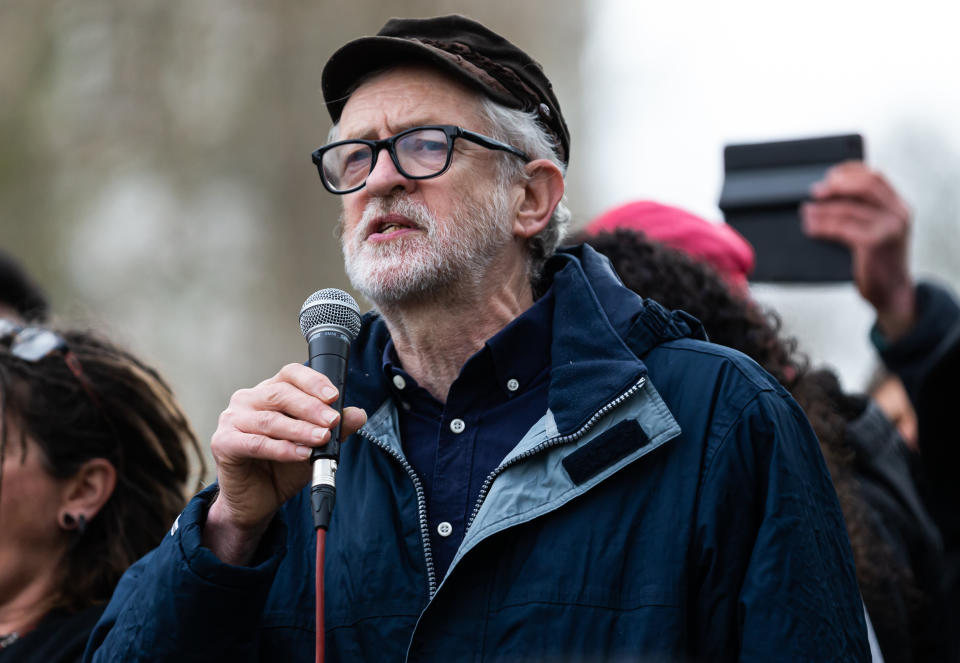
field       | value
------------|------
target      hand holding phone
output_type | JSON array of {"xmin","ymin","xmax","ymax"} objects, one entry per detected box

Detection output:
[
  {"xmin": 719, "ymin": 134, "xmax": 864, "ymax": 282},
  {"xmin": 802, "ymin": 162, "xmax": 916, "ymax": 339}
]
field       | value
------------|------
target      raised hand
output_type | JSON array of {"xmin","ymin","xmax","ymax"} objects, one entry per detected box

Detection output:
[{"xmin": 803, "ymin": 161, "xmax": 916, "ymax": 340}]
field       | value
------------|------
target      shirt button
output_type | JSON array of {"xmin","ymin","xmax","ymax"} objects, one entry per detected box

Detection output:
[
  {"xmin": 437, "ymin": 521, "xmax": 453, "ymax": 537},
  {"xmin": 392, "ymin": 374, "xmax": 407, "ymax": 390},
  {"xmin": 449, "ymin": 418, "xmax": 466, "ymax": 434},
  {"xmin": 506, "ymin": 378, "xmax": 520, "ymax": 392}
]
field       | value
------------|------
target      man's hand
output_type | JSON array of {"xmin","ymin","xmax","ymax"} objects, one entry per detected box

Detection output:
[
  {"xmin": 802, "ymin": 161, "xmax": 916, "ymax": 340},
  {"xmin": 203, "ymin": 363, "xmax": 367, "ymax": 565}
]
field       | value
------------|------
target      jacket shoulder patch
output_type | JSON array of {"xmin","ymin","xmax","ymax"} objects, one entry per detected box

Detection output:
[{"xmin": 562, "ymin": 419, "xmax": 649, "ymax": 485}]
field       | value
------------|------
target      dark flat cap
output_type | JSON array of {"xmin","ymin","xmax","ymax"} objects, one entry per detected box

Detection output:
[{"xmin": 322, "ymin": 14, "xmax": 570, "ymax": 164}]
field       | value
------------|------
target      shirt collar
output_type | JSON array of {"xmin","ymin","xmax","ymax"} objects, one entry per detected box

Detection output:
[
  {"xmin": 380, "ymin": 285, "xmax": 555, "ymax": 400},
  {"xmin": 484, "ymin": 284, "xmax": 554, "ymax": 397}
]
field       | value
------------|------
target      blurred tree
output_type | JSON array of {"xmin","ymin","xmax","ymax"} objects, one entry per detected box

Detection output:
[{"xmin": 0, "ymin": 0, "xmax": 584, "ymax": 478}]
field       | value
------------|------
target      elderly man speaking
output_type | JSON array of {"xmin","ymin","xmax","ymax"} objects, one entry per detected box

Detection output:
[{"xmin": 85, "ymin": 15, "xmax": 868, "ymax": 662}]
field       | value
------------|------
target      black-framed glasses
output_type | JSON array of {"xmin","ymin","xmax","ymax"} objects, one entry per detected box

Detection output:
[
  {"xmin": 0, "ymin": 319, "xmax": 104, "ymax": 411},
  {"xmin": 311, "ymin": 124, "xmax": 530, "ymax": 195}
]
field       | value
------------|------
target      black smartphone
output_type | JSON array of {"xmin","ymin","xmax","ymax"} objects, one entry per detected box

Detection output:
[{"xmin": 718, "ymin": 133, "xmax": 864, "ymax": 283}]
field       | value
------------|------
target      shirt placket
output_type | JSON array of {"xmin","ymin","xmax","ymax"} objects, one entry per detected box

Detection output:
[{"xmin": 428, "ymin": 405, "xmax": 477, "ymax": 573}]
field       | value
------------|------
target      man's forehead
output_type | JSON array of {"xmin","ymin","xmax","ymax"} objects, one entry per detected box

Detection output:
[{"xmin": 338, "ymin": 66, "xmax": 488, "ymax": 137}]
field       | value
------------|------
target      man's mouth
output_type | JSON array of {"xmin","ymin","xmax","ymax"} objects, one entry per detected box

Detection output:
[
  {"xmin": 380, "ymin": 222, "xmax": 405, "ymax": 235},
  {"xmin": 368, "ymin": 214, "xmax": 419, "ymax": 239}
]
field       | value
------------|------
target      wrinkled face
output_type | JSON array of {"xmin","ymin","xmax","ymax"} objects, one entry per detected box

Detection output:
[
  {"xmin": 0, "ymin": 418, "xmax": 65, "ymax": 603},
  {"xmin": 336, "ymin": 66, "xmax": 518, "ymax": 305}
]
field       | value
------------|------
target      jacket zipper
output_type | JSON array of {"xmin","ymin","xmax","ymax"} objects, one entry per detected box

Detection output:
[
  {"xmin": 357, "ymin": 428, "xmax": 438, "ymax": 597},
  {"xmin": 404, "ymin": 376, "xmax": 649, "ymax": 660},
  {"xmin": 465, "ymin": 376, "xmax": 647, "ymax": 531}
]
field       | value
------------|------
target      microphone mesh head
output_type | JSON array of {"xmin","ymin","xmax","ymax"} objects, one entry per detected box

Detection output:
[{"xmin": 299, "ymin": 288, "xmax": 362, "ymax": 341}]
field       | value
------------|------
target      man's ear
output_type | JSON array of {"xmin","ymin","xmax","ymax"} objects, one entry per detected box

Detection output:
[
  {"xmin": 513, "ymin": 159, "xmax": 565, "ymax": 239},
  {"xmin": 58, "ymin": 458, "xmax": 117, "ymax": 529}
]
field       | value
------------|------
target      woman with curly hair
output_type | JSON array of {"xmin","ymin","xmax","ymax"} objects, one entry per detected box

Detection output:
[
  {"xmin": 0, "ymin": 320, "xmax": 205, "ymax": 662},
  {"xmin": 581, "ymin": 207, "xmax": 950, "ymax": 663}
]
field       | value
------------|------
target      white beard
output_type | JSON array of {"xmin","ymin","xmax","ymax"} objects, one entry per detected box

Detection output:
[{"xmin": 341, "ymin": 184, "xmax": 514, "ymax": 307}]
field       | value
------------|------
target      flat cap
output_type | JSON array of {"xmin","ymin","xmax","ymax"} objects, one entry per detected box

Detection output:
[{"xmin": 322, "ymin": 14, "xmax": 570, "ymax": 164}]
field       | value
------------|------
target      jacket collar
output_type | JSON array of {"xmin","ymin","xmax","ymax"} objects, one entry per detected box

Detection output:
[
  {"xmin": 543, "ymin": 246, "xmax": 648, "ymax": 434},
  {"xmin": 344, "ymin": 244, "xmax": 705, "ymax": 435}
]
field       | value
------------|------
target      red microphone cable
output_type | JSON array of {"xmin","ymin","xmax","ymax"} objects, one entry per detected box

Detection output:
[{"xmin": 316, "ymin": 528, "xmax": 326, "ymax": 663}]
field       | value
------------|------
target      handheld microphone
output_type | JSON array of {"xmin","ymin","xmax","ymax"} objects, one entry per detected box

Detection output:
[{"xmin": 299, "ymin": 288, "xmax": 361, "ymax": 530}]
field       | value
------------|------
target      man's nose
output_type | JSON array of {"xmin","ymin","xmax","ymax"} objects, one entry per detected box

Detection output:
[{"xmin": 364, "ymin": 148, "xmax": 415, "ymax": 197}]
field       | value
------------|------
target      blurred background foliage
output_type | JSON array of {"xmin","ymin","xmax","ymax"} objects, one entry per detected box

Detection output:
[{"xmin": 0, "ymin": 1, "xmax": 584, "ymax": 480}]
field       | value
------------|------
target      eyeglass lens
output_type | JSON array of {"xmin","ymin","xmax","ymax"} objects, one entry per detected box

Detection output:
[{"xmin": 321, "ymin": 128, "xmax": 450, "ymax": 192}]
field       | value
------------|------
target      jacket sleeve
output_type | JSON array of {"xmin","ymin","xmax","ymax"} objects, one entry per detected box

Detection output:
[
  {"xmin": 872, "ymin": 281, "xmax": 960, "ymax": 555},
  {"xmin": 690, "ymin": 388, "xmax": 870, "ymax": 662},
  {"xmin": 872, "ymin": 280, "xmax": 960, "ymax": 403},
  {"xmin": 82, "ymin": 486, "xmax": 288, "ymax": 662}
]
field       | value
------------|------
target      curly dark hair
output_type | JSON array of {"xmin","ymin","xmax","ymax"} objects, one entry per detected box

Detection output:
[
  {"xmin": 581, "ymin": 229, "xmax": 925, "ymax": 659},
  {"xmin": 0, "ymin": 325, "xmax": 205, "ymax": 612},
  {"xmin": 580, "ymin": 229, "xmax": 803, "ymax": 386}
]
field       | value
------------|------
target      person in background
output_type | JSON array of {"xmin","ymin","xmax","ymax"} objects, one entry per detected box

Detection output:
[
  {"xmin": 584, "ymin": 199, "xmax": 756, "ymax": 295},
  {"xmin": 802, "ymin": 162, "xmax": 960, "ymax": 659},
  {"xmin": 868, "ymin": 367, "xmax": 918, "ymax": 451},
  {"xmin": 0, "ymin": 250, "xmax": 48, "ymax": 323},
  {"xmin": 582, "ymin": 194, "xmax": 954, "ymax": 663},
  {"xmin": 0, "ymin": 322, "xmax": 205, "ymax": 662}
]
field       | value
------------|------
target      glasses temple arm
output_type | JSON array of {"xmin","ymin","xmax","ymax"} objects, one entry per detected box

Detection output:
[{"xmin": 457, "ymin": 129, "xmax": 529, "ymax": 161}]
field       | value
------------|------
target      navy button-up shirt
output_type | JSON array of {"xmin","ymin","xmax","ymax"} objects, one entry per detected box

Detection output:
[{"xmin": 381, "ymin": 287, "xmax": 554, "ymax": 579}]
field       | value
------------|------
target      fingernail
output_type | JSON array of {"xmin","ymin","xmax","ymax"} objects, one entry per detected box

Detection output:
[
  {"xmin": 295, "ymin": 444, "xmax": 312, "ymax": 458},
  {"xmin": 322, "ymin": 387, "xmax": 338, "ymax": 400},
  {"xmin": 313, "ymin": 427, "xmax": 329, "ymax": 440}
]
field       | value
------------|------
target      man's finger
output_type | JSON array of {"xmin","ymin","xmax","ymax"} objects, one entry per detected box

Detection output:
[
  {"xmin": 212, "ymin": 429, "xmax": 316, "ymax": 464},
  {"xmin": 230, "ymin": 407, "xmax": 334, "ymax": 447},
  {"xmin": 266, "ymin": 362, "xmax": 342, "ymax": 403},
  {"xmin": 249, "ymin": 379, "xmax": 342, "ymax": 427},
  {"xmin": 341, "ymin": 406, "xmax": 368, "ymax": 439}
]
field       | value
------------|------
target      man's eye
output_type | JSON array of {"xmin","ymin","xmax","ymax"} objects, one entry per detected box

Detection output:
[
  {"xmin": 342, "ymin": 147, "xmax": 370, "ymax": 168},
  {"xmin": 405, "ymin": 138, "xmax": 446, "ymax": 154}
]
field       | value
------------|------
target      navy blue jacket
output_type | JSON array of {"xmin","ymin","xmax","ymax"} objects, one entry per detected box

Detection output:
[{"xmin": 85, "ymin": 246, "xmax": 868, "ymax": 662}]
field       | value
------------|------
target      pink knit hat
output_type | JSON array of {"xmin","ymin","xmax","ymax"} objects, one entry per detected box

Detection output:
[{"xmin": 584, "ymin": 200, "xmax": 755, "ymax": 291}]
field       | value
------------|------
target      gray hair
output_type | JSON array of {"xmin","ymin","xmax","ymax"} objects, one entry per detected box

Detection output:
[{"xmin": 475, "ymin": 96, "xmax": 571, "ymax": 282}]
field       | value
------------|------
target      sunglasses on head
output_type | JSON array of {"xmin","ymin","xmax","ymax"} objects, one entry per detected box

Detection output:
[{"xmin": 0, "ymin": 319, "xmax": 105, "ymax": 411}]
